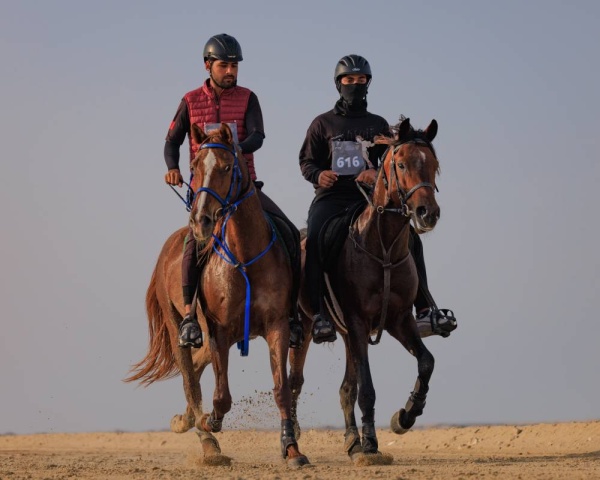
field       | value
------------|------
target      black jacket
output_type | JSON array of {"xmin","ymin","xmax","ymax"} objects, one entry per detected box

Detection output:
[{"xmin": 299, "ymin": 103, "xmax": 390, "ymax": 197}]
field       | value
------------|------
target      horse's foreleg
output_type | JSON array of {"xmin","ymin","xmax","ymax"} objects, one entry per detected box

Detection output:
[
  {"xmin": 288, "ymin": 310, "xmax": 312, "ymax": 440},
  {"xmin": 200, "ymin": 331, "xmax": 231, "ymax": 433},
  {"xmin": 346, "ymin": 324, "xmax": 379, "ymax": 455},
  {"xmin": 170, "ymin": 345, "xmax": 212, "ymax": 433},
  {"xmin": 172, "ymin": 345, "xmax": 205, "ymax": 431},
  {"xmin": 266, "ymin": 324, "xmax": 310, "ymax": 467},
  {"xmin": 387, "ymin": 316, "xmax": 435, "ymax": 434},
  {"xmin": 340, "ymin": 337, "xmax": 362, "ymax": 458}
]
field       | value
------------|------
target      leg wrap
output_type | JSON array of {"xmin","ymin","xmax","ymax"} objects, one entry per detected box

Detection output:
[
  {"xmin": 404, "ymin": 378, "xmax": 428, "ymax": 416},
  {"xmin": 206, "ymin": 412, "xmax": 223, "ymax": 433},
  {"xmin": 400, "ymin": 378, "xmax": 428, "ymax": 430},
  {"xmin": 361, "ymin": 421, "xmax": 378, "ymax": 454},
  {"xmin": 280, "ymin": 419, "xmax": 297, "ymax": 459}
]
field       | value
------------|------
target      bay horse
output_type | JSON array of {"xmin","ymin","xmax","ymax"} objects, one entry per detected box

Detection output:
[
  {"xmin": 125, "ymin": 123, "xmax": 309, "ymax": 467},
  {"xmin": 289, "ymin": 117, "xmax": 441, "ymax": 463}
]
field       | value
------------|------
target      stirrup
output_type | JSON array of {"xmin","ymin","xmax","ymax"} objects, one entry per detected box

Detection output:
[
  {"xmin": 416, "ymin": 307, "xmax": 457, "ymax": 338},
  {"xmin": 311, "ymin": 314, "xmax": 337, "ymax": 344},
  {"xmin": 178, "ymin": 316, "xmax": 203, "ymax": 348}
]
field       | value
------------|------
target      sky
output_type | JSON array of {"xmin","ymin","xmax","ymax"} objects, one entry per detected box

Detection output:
[{"xmin": 1, "ymin": 0, "xmax": 599, "ymax": 435}]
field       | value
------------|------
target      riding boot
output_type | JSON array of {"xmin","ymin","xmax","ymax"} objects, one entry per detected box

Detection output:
[
  {"xmin": 306, "ymin": 226, "xmax": 336, "ymax": 344},
  {"xmin": 409, "ymin": 228, "xmax": 457, "ymax": 338},
  {"xmin": 311, "ymin": 279, "xmax": 337, "ymax": 344},
  {"xmin": 312, "ymin": 310, "xmax": 337, "ymax": 344},
  {"xmin": 179, "ymin": 231, "xmax": 206, "ymax": 348}
]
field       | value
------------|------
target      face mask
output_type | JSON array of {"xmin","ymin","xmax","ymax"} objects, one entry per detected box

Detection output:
[{"xmin": 340, "ymin": 84, "xmax": 368, "ymax": 107}]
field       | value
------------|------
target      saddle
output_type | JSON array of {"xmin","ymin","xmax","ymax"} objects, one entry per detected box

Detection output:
[{"xmin": 318, "ymin": 200, "xmax": 368, "ymax": 272}]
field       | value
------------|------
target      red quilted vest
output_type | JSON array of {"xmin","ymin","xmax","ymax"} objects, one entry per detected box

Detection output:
[{"xmin": 184, "ymin": 80, "xmax": 256, "ymax": 180}]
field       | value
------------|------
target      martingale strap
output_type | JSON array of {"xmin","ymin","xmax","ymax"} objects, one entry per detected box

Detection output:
[{"xmin": 192, "ymin": 141, "xmax": 274, "ymax": 357}]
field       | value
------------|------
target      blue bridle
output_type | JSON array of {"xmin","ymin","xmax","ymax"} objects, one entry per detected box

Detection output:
[{"xmin": 192, "ymin": 142, "xmax": 276, "ymax": 357}]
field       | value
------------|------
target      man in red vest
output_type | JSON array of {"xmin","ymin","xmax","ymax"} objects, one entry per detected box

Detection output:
[{"xmin": 163, "ymin": 33, "xmax": 301, "ymax": 349}]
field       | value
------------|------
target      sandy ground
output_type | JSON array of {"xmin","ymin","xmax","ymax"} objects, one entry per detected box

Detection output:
[{"xmin": 1, "ymin": 421, "xmax": 599, "ymax": 479}]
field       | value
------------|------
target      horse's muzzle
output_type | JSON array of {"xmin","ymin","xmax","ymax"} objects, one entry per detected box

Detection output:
[
  {"xmin": 190, "ymin": 214, "xmax": 214, "ymax": 242},
  {"xmin": 413, "ymin": 204, "xmax": 440, "ymax": 232}
]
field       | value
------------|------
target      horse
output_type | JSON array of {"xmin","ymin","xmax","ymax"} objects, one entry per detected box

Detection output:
[
  {"xmin": 125, "ymin": 122, "xmax": 309, "ymax": 467},
  {"xmin": 289, "ymin": 117, "xmax": 441, "ymax": 463}
]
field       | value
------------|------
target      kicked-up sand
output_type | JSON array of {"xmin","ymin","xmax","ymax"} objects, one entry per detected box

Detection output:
[{"xmin": 1, "ymin": 421, "xmax": 599, "ymax": 479}]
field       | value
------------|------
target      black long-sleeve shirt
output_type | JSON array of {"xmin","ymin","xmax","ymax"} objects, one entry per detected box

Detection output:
[{"xmin": 164, "ymin": 91, "xmax": 265, "ymax": 171}]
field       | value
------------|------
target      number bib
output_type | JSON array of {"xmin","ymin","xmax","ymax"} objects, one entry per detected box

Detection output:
[
  {"xmin": 204, "ymin": 122, "xmax": 240, "ymax": 145},
  {"xmin": 331, "ymin": 140, "xmax": 365, "ymax": 176}
]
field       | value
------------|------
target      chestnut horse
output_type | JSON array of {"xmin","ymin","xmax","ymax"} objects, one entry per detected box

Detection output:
[
  {"xmin": 289, "ymin": 117, "xmax": 441, "ymax": 463},
  {"xmin": 125, "ymin": 123, "xmax": 309, "ymax": 467}
]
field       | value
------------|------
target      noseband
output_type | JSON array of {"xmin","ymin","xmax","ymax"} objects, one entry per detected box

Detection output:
[{"xmin": 380, "ymin": 139, "xmax": 437, "ymax": 217}]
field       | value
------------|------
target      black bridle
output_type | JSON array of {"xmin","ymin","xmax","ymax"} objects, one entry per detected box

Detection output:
[{"xmin": 378, "ymin": 138, "xmax": 438, "ymax": 217}]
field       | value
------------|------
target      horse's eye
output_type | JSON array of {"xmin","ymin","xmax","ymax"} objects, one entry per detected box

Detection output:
[
  {"xmin": 397, "ymin": 162, "xmax": 405, "ymax": 170},
  {"xmin": 224, "ymin": 165, "xmax": 231, "ymax": 172}
]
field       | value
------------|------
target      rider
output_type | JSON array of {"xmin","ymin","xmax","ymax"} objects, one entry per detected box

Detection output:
[
  {"xmin": 299, "ymin": 54, "xmax": 457, "ymax": 344},
  {"xmin": 164, "ymin": 33, "xmax": 301, "ymax": 348}
]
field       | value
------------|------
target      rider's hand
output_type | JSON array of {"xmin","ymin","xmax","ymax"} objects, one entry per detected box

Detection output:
[
  {"xmin": 318, "ymin": 170, "xmax": 338, "ymax": 188},
  {"xmin": 356, "ymin": 169, "xmax": 377, "ymax": 185},
  {"xmin": 165, "ymin": 169, "xmax": 183, "ymax": 187}
]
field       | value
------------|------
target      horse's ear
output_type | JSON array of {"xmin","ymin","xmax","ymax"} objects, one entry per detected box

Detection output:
[
  {"xmin": 425, "ymin": 119, "xmax": 438, "ymax": 142},
  {"xmin": 219, "ymin": 122, "xmax": 234, "ymax": 145},
  {"xmin": 397, "ymin": 117, "xmax": 412, "ymax": 140},
  {"xmin": 191, "ymin": 123, "xmax": 207, "ymax": 145}
]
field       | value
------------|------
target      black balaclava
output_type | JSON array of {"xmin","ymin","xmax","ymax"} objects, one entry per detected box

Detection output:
[{"xmin": 335, "ymin": 83, "xmax": 368, "ymax": 116}]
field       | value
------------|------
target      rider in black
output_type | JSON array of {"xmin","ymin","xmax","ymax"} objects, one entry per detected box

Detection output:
[{"xmin": 299, "ymin": 54, "xmax": 457, "ymax": 344}]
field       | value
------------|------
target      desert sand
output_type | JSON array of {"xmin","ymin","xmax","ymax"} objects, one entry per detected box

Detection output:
[{"xmin": 1, "ymin": 421, "xmax": 599, "ymax": 479}]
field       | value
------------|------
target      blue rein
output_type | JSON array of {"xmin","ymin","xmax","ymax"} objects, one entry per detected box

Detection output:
[{"xmin": 193, "ymin": 142, "xmax": 276, "ymax": 357}]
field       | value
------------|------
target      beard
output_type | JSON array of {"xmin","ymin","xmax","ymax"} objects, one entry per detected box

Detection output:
[{"xmin": 212, "ymin": 74, "xmax": 237, "ymax": 90}]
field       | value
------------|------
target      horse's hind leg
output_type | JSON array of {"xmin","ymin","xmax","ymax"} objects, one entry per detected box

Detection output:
[
  {"xmin": 387, "ymin": 316, "xmax": 435, "ymax": 434},
  {"xmin": 340, "ymin": 337, "xmax": 362, "ymax": 458},
  {"xmin": 265, "ymin": 323, "xmax": 310, "ymax": 466}
]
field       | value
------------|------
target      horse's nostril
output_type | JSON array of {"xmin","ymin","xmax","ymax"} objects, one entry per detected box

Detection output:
[
  {"xmin": 200, "ymin": 215, "xmax": 212, "ymax": 229},
  {"xmin": 416, "ymin": 206, "xmax": 427, "ymax": 218}
]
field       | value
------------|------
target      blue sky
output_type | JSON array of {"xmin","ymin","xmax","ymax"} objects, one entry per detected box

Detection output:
[{"xmin": 1, "ymin": 0, "xmax": 599, "ymax": 434}]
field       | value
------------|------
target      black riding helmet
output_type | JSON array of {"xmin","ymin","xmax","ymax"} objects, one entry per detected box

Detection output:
[
  {"xmin": 203, "ymin": 33, "xmax": 243, "ymax": 62},
  {"xmin": 334, "ymin": 54, "xmax": 372, "ymax": 91}
]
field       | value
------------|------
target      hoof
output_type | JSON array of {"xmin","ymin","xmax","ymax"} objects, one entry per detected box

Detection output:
[
  {"xmin": 349, "ymin": 449, "xmax": 364, "ymax": 463},
  {"xmin": 170, "ymin": 414, "xmax": 195, "ymax": 433},
  {"xmin": 200, "ymin": 454, "xmax": 232, "ymax": 466},
  {"xmin": 286, "ymin": 454, "xmax": 310, "ymax": 468},
  {"xmin": 390, "ymin": 409, "xmax": 410, "ymax": 435},
  {"xmin": 196, "ymin": 431, "xmax": 221, "ymax": 456},
  {"xmin": 353, "ymin": 451, "xmax": 394, "ymax": 466}
]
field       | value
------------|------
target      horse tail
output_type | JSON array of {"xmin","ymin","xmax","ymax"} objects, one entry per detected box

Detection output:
[{"xmin": 123, "ymin": 265, "xmax": 179, "ymax": 386}]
